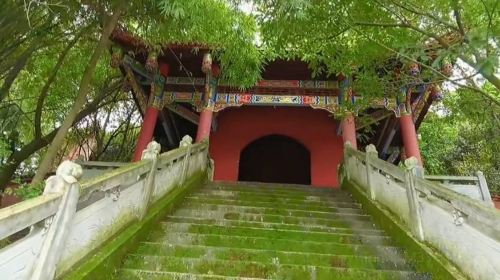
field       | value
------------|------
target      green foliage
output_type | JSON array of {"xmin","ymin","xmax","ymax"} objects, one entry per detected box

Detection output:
[
  {"xmin": 128, "ymin": 0, "xmax": 263, "ymax": 88},
  {"xmin": 5, "ymin": 182, "xmax": 44, "ymax": 200},
  {"xmin": 420, "ymin": 85, "xmax": 500, "ymax": 194},
  {"xmin": 250, "ymin": 0, "xmax": 500, "ymax": 97}
]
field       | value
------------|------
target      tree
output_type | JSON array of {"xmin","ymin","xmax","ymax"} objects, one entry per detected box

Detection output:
[
  {"xmin": 420, "ymin": 84, "xmax": 500, "ymax": 193},
  {"xmin": 31, "ymin": 0, "xmax": 127, "ymax": 184},
  {"xmin": 248, "ymin": 0, "xmax": 499, "ymax": 102}
]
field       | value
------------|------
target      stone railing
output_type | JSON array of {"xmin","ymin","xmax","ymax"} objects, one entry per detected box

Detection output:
[
  {"xmin": 0, "ymin": 136, "xmax": 210, "ymax": 280},
  {"xmin": 342, "ymin": 143, "xmax": 500, "ymax": 280},
  {"xmin": 424, "ymin": 173, "xmax": 493, "ymax": 206},
  {"xmin": 74, "ymin": 160, "xmax": 128, "ymax": 181}
]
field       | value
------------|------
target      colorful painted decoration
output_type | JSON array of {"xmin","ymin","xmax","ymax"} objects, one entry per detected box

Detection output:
[
  {"xmin": 202, "ymin": 53, "xmax": 212, "ymax": 74},
  {"xmin": 162, "ymin": 91, "xmax": 390, "ymax": 114},
  {"xmin": 408, "ymin": 63, "xmax": 420, "ymax": 76},
  {"xmin": 145, "ymin": 51, "xmax": 158, "ymax": 72},
  {"xmin": 441, "ymin": 61, "xmax": 453, "ymax": 77},
  {"xmin": 429, "ymin": 84, "xmax": 443, "ymax": 101}
]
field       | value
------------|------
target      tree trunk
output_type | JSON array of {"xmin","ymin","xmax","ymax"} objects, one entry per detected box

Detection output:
[
  {"xmin": 0, "ymin": 92, "xmax": 112, "ymax": 190},
  {"xmin": 0, "ymin": 162, "xmax": 19, "ymax": 192},
  {"xmin": 34, "ymin": 34, "xmax": 82, "ymax": 139},
  {"xmin": 0, "ymin": 46, "xmax": 36, "ymax": 102},
  {"xmin": 32, "ymin": 2, "xmax": 126, "ymax": 184}
]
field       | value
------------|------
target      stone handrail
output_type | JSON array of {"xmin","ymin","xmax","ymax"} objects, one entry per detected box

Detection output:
[
  {"xmin": 424, "ymin": 173, "xmax": 493, "ymax": 205},
  {"xmin": 343, "ymin": 144, "xmax": 500, "ymax": 280},
  {"xmin": 0, "ymin": 136, "xmax": 210, "ymax": 280}
]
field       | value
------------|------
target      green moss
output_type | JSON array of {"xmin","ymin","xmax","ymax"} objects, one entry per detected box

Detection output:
[
  {"xmin": 60, "ymin": 171, "xmax": 207, "ymax": 280},
  {"xmin": 120, "ymin": 255, "xmax": 423, "ymax": 280},
  {"xmin": 163, "ymin": 216, "xmax": 381, "ymax": 236},
  {"xmin": 342, "ymin": 179, "xmax": 467, "ymax": 280},
  {"xmin": 56, "ymin": 210, "xmax": 137, "ymax": 276},
  {"xmin": 157, "ymin": 223, "xmax": 391, "ymax": 245},
  {"xmin": 186, "ymin": 196, "xmax": 360, "ymax": 212}
]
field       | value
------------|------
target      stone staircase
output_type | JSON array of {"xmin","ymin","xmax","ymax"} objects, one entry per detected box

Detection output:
[{"xmin": 115, "ymin": 182, "xmax": 432, "ymax": 279}]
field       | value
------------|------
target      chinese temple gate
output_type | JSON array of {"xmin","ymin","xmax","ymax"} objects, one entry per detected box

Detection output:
[{"xmin": 111, "ymin": 29, "xmax": 440, "ymax": 187}]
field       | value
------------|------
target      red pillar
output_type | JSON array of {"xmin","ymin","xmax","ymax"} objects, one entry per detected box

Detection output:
[
  {"xmin": 195, "ymin": 62, "xmax": 218, "ymax": 143},
  {"xmin": 132, "ymin": 63, "xmax": 169, "ymax": 161},
  {"xmin": 196, "ymin": 109, "xmax": 213, "ymax": 142},
  {"xmin": 341, "ymin": 112, "xmax": 357, "ymax": 149},
  {"xmin": 132, "ymin": 107, "xmax": 159, "ymax": 161},
  {"xmin": 399, "ymin": 113, "xmax": 422, "ymax": 165}
]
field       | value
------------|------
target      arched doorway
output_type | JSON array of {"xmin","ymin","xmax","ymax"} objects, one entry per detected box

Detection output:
[{"xmin": 238, "ymin": 135, "xmax": 311, "ymax": 185}]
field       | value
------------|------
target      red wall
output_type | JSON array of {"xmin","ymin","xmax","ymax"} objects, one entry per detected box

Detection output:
[{"xmin": 209, "ymin": 106, "xmax": 344, "ymax": 187}]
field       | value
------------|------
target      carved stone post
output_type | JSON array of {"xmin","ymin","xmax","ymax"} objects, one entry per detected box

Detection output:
[
  {"xmin": 139, "ymin": 141, "xmax": 161, "ymax": 218},
  {"xmin": 343, "ymin": 141, "xmax": 353, "ymax": 182},
  {"xmin": 404, "ymin": 157, "xmax": 425, "ymax": 241},
  {"xmin": 30, "ymin": 161, "xmax": 83, "ymax": 280},
  {"xmin": 180, "ymin": 135, "xmax": 193, "ymax": 185},
  {"xmin": 476, "ymin": 171, "xmax": 494, "ymax": 206},
  {"xmin": 365, "ymin": 144, "xmax": 378, "ymax": 200},
  {"xmin": 208, "ymin": 158, "xmax": 215, "ymax": 181}
]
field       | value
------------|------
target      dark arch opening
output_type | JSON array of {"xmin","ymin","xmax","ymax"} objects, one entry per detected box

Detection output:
[{"xmin": 238, "ymin": 135, "xmax": 311, "ymax": 185}]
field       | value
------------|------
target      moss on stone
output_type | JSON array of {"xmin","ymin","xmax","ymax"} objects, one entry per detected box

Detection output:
[
  {"xmin": 342, "ymin": 179, "xmax": 467, "ymax": 280},
  {"xmin": 60, "ymin": 171, "xmax": 207, "ymax": 280}
]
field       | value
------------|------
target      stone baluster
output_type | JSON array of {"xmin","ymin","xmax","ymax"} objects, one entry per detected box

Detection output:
[
  {"xmin": 139, "ymin": 141, "xmax": 161, "ymax": 218},
  {"xmin": 476, "ymin": 171, "xmax": 494, "ymax": 206},
  {"xmin": 30, "ymin": 161, "xmax": 83, "ymax": 280},
  {"xmin": 342, "ymin": 141, "xmax": 353, "ymax": 182},
  {"xmin": 365, "ymin": 144, "xmax": 378, "ymax": 200},
  {"xmin": 404, "ymin": 157, "xmax": 425, "ymax": 241},
  {"xmin": 180, "ymin": 135, "xmax": 193, "ymax": 185}
]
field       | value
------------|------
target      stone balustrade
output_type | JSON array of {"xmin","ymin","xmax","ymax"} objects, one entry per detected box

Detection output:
[
  {"xmin": 342, "ymin": 143, "xmax": 500, "ymax": 280},
  {"xmin": 0, "ymin": 136, "xmax": 210, "ymax": 280}
]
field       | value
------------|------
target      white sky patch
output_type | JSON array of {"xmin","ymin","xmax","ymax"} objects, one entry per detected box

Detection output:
[{"xmin": 238, "ymin": 1, "xmax": 255, "ymax": 14}]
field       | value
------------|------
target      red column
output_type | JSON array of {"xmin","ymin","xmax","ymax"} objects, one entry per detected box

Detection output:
[
  {"xmin": 132, "ymin": 107, "xmax": 159, "ymax": 161},
  {"xmin": 132, "ymin": 63, "xmax": 169, "ymax": 161},
  {"xmin": 341, "ymin": 112, "xmax": 357, "ymax": 149},
  {"xmin": 196, "ymin": 109, "xmax": 213, "ymax": 142},
  {"xmin": 195, "ymin": 62, "xmax": 218, "ymax": 143},
  {"xmin": 399, "ymin": 113, "xmax": 422, "ymax": 165}
]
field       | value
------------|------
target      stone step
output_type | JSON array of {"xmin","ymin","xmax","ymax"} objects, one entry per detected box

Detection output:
[
  {"xmin": 164, "ymin": 216, "xmax": 386, "ymax": 236},
  {"xmin": 143, "ymin": 233, "xmax": 404, "ymax": 257},
  {"xmin": 121, "ymin": 255, "xmax": 428, "ymax": 280},
  {"xmin": 157, "ymin": 222, "xmax": 393, "ymax": 246},
  {"xmin": 205, "ymin": 181, "xmax": 345, "ymax": 193},
  {"xmin": 169, "ymin": 209, "xmax": 376, "ymax": 229},
  {"xmin": 183, "ymin": 201, "xmax": 367, "ymax": 219},
  {"xmin": 195, "ymin": 188, "xmax": 352, "ymax": 203},
  {"xmin": 133, "ymin": 243, "xmax": 412, "ymax": 271},
  {"xmin": 206, "ymin": 182, "xmax": 345, "ymax": 196},
  {"xmin": 185, "ymin": 195, "xmax": 360, "ymax": 210},
  {"xmin": 118, "ymin": 269, "xmax": 265, "ymax": 280}
]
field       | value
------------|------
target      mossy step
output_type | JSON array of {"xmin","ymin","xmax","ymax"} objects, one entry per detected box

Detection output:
[
  {"xmin": 118, "ymin": 269, "xmax": 265, "ymax": 279},
  {"xmin": 169, "ymin": 209, "xmax": 375, "ymax": 228},
  {"xmin": 132, "ymin": 244, "xmax": 412, "ymax": 271},
  {"xmin": 186, "ymin": 195, "xmax": 360, "ymax": 210},
  {"xmin": 180, "ymin": 203, "xmax": 366, "ymax": 220},
  {"xmin": 187, "ymin": 192, "xmax": 360, "ymax": 209},
  {"xmin": 195, "ymin": 189, "xmax": 351, "ymax": 203},
  {"xmin": 143, "ymin": 233, "xmax": 403, "ymax": 257},
  {"xmin": 206, "ymin": 183, "xmax": 344, "ymax": 196},
  {"xmin": 164, "ymin": 216, "xmax": 386, "ymax": 236},
  {"xmin": 121, "ymin": 255, "xmax": 427, "ymax": 280},
  {"xmin": 158, "ymin": 222, "xmax": 393, "ymax": 246},
  {"xmin": 209, "ymin": 181, "xmax": 342, "ymax": 193}
]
